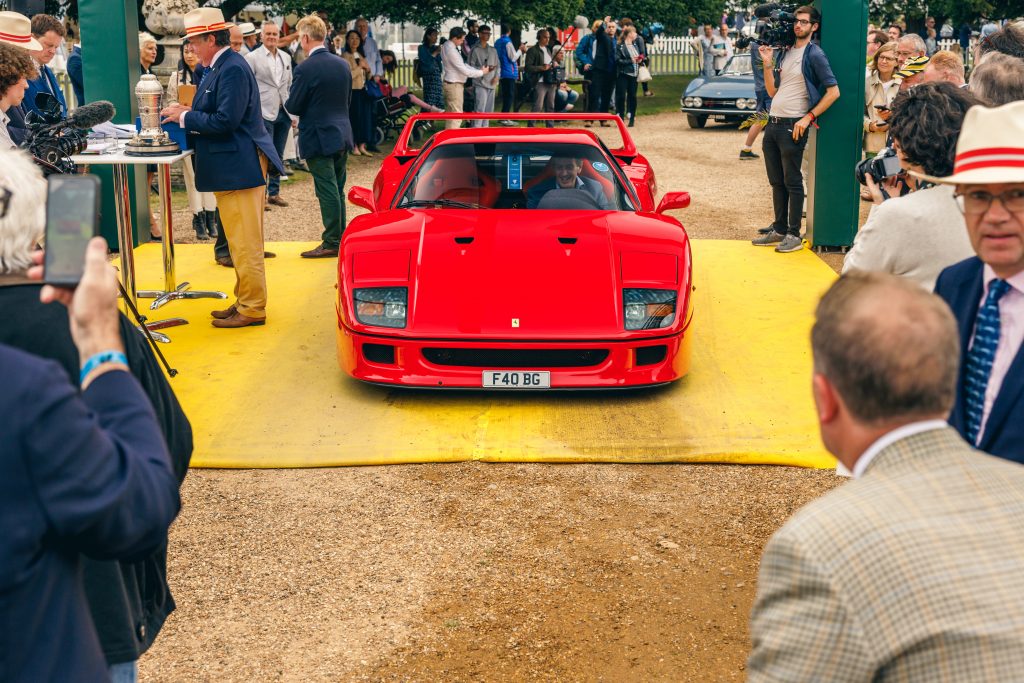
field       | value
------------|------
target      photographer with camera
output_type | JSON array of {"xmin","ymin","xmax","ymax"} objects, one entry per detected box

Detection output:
[
  {"xmin": 0, "ymin": 42, "xmax": 37, "ymax": 150},
  {"xmin": 843, "ymin": 83, "xmax": 979, "ymax": 290},
  {"xmin": 751, "ymin": 5, "xmax": 839, "ymax": 254}
]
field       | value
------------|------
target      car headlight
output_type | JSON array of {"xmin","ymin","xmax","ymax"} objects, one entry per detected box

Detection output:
[
  {"xmin": 354, "ymin": 287, "xmax": 408, "ymax": 328},
  {"xmin": 623, "ymin": 289, "xmax": 676, "ymax": 330},
  {"xmin": 743, "ymin": 98, "xmax": 757, "ymax": 109},
  {"xmin": 736, "ymin": 99, "xmax": 749, "ymax": 110},
  {"xmin": 684, "ymin": 96, "xmax": 694, "ymax": 107},
  {"xmin": 691, "ymin": 97, "xmax": 702, "ymax": 108}
]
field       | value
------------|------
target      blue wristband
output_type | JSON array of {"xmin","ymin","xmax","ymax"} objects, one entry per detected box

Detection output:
[{"xmin": 80, "ymin": 350, "xmax": 128, "ymax": 385}]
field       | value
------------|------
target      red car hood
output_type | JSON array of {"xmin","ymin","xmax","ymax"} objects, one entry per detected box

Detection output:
[{"xmin": 340, "ymin": 209, "xmax": 691, "ymax": 340}]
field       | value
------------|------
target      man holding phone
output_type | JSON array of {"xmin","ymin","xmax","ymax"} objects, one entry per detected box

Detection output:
[
  {"xmin": 162, "ymin": 8, "xmax": 285, "ymax": 328},
  {"xmin": 751, "ymin": 6, "xmax": 840, "ymax": 254},
  {"xmin": 441, "ymin": 26, "xmax": 493, "ymax": 129}
]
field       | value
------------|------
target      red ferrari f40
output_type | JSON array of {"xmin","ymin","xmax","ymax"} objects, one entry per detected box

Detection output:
[{"xmin": 337, "ymin": 113, "xmax": 693, "ymax": 389}]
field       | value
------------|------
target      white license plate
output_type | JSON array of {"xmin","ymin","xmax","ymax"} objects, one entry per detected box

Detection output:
[{"xmin": 482, "ymin": 370, "xmax": 551, "ymax": 389}]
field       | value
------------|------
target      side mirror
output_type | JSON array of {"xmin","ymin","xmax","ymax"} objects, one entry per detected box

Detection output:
[
  {"xmin": 348, "ymin": 186, "xmax": 375, "ymax": 212},
  {"xmin": 656, "ymin": 191, "xmax": 691, "ymax": 214}
]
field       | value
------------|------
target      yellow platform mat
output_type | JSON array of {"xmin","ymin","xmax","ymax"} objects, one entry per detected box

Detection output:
[{"xmin": 131, "ymin": 240, "xmax": 836, "ymax": 469}]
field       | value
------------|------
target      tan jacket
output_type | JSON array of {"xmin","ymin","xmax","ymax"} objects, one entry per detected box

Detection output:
[
  {"xmin": 863, "ymin": 71, "xmax": 899, "ymax": 153},
  {"xmin": 748, "ymin": 427, "xmax": 1024, "ymax": 682},
  {"xmin": 341, "ymin": 51, "xmax": 368, "ymax": 90}
]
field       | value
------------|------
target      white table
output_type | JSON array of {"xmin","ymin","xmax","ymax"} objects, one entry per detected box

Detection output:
[{"xmin": 71, "ymin": 148, "xmax": 226, "ymax": 339}]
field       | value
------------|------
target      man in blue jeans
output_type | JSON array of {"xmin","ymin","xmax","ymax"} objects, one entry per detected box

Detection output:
[{"xmin": 752, "ymin": 6, "xmax": 839, "ymax": 253}]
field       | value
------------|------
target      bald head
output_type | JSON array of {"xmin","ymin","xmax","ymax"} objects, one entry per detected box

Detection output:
[
  {"xmin": 812, "ymin": 271, "xmax": 960, "ymax": 426},
  {"xmin": 229, "ymin": 24, "xmax": 243, "ymax": 52}
]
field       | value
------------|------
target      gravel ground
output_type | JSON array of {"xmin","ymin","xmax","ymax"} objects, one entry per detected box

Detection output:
[{"xmin": 144, "ymin": 113, "xmax": 846, "ymax": 682}]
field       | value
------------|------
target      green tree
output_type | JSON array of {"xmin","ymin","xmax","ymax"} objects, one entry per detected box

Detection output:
[{"xmin": 581, "ymin": 0, "xmax": 726, "ymax": 33}]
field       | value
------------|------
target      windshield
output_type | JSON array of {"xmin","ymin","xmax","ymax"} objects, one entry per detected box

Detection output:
[
  {"xmin": 722, "ymin": 54, "xmax": 752, "ymax": 75},
  {"xmin": 396, "ymin": 142, "xmax": 636, "ymax": 211}
]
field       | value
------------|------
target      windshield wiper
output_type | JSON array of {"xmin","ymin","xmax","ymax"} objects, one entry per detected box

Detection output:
[{"xmin": 400, "ymin": 198, "xmax": 483, "ymax": 209}]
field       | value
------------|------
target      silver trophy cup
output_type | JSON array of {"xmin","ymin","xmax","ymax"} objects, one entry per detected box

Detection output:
[{"xmin": 125, "ymin": 74, "xmax": 181, "ymax": 156}]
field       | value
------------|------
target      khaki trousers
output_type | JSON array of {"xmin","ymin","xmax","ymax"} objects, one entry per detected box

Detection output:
[
  {"xmin": 213, "ymin": 154, "xmax": 268, "ymax": 319},
  {"xmin": 443, "ymin": 81, "xmax": 464, "ymax": 129}
]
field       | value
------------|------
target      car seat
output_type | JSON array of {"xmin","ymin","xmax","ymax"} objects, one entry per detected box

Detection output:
[{"xmin": 413, "ymin": 155, "xmax": 501, "ymax": 207}]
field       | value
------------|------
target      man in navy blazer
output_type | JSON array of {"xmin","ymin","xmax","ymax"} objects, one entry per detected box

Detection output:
[
  {"xmin": 928, "ymin": 101, "xmax": 1024, "ymax": 464},
  {"xmin": 24, "ymin": 14, "xmax": 67, "ymax": 117},
  {"xmin": 285, "ymin": 14, "xmax": 354, "ymax": 258},
  {"xmin": 163, "ymin": 8, "xmax": 285, "ymax": 328},
  {"xmin": 1, "ymin": 238, "xmax": 180, "ymax": 682}
]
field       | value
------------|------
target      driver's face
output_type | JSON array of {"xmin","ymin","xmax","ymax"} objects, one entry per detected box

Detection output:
[{"xmin": 553, "ymin": 158, "xmax": 582, "ymax": 188}]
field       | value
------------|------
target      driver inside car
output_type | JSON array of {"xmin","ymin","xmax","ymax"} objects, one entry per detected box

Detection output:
[{"xmin": 526, "ymin": 155, "xmax": 612, "ymax": 209}]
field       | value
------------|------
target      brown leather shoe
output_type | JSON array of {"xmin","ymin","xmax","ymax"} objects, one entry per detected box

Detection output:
[
  {"xmin": 211, "ymin": 304, "xmax": 238, "ymax": 320},
  {"xmin": 264, "ymin": 251, "xmax": 277, "ymax": 258},
  {"xmin": 211, "ymin": 311, "xmax": 266, "ymax": 328},
  {"xmin": 300, "ymin": 245, "xmax": 339, "ymax": 258},
  {"xmin": 268, "ymin": 195, "xmax": 289, "ymax": 207},
  {"xmin": 216, "ymin": 256, "xmax": 233, "ymax": 267},
  {"xmin": 264, "ymin": 205, "xmax": 271, "ymax": 211}
]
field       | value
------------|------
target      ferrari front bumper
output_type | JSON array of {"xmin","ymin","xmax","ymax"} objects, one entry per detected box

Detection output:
[{"xmin": 336, "ymin": 324, "xmax": 692, "ymax": 389}]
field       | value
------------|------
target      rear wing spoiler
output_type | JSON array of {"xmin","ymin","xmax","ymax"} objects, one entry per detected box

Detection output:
[{"xmin": 393, "ymin": 113, "xmax": 639, "ymax": 162}]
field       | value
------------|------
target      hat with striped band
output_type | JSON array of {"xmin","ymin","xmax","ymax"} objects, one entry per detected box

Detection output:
[
  {"xmin": 894, "ymin": 55, "xmax": 929, "ymax": 80},
  {"xmin": 0, "ymin": 11, "xmax": 42, "ymax": 51},
  {"xmin": 913, "ymin": 101, "xmax": 1024, "ymax": 185},
  {"xmin": 183, "ymin": 7, "xmax": 233, "ymax": 38}
]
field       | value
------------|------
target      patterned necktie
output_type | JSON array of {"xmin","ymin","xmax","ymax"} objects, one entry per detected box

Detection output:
[{"xmin": 964, "ymin": 278, "xmax": 1011, "ymax": 444}]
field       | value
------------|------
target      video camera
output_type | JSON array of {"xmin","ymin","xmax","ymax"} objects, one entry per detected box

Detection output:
[
  {"xmin": 23, "ymin": 93, "xmax": 115, "ymax": 175},
  {"xmin": 746, "ymin": 2, "xmax": 800, "ymax": 49}
]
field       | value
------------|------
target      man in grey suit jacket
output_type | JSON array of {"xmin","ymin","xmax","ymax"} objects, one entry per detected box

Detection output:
[
  {"xmin": 245, "ymin": 22, "xmax": 293, "ymax": 206},
  {"xmin": 748, "ymin": 271, "xmax": 1024, "ymax": 682}
]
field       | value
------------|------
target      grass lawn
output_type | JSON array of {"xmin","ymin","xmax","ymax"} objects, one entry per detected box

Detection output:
[{"xmin": 564, "ymin": 74, "xmax": 695, "ymax": 117}]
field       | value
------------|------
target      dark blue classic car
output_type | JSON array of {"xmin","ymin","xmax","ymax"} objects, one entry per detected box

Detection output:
[{"xmin": 680, "ymin": 54, "xmax": 755, "ymax": 129}]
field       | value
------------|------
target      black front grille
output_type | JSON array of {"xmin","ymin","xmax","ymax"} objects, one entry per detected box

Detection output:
[
  {"xmin": 702, "ymin": 98, "xmax": 736, "ymax": 108},
  {"xmin": 422, "ymin": 348, "xmax": 609, "ymax": 368}
]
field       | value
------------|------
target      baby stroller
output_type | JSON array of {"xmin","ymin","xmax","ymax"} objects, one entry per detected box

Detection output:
[{"xmin": 372, "ymin": 94, "xmax": 417, "ymax": 146}]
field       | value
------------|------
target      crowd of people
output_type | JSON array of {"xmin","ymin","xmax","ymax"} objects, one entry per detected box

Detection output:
[{"xmin": 3, "ymin": 6, "xmax": 1024, "ymax": 682}]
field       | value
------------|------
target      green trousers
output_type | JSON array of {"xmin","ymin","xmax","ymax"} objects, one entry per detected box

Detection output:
[{"xmin": 306, "ymin": 151, "xmax": 348, "ymax": 249}]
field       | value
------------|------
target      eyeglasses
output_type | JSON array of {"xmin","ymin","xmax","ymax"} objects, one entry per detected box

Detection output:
[
  {"xmin": 955, "ymin": 189, "xmax": 1024, "ymax": 215},
  {"xmin": 0, "ymin": 186, "xmax": 10, "ymax": 219},
  {"xmin": 794, "ymin": 19, "xmax": 813, "ymax": 26}
]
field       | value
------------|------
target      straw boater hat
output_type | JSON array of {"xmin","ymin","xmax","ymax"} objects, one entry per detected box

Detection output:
[
  {"xmin": 0, "ymin": 11, "xmax": 42, "ymax": 51},
  {"xmin": 238, "ymin": 22, "xmax": 258, "ymax": 37},
  {"xmin": 183, "ymin": 7, "xmax": 233, "ymax": 38},
  {"xmin": 913, "ymin": 101, "xmax": 1024, "ymax": 185}
]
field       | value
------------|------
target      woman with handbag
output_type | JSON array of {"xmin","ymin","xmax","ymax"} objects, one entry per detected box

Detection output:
[
  {"xmin": 525, "ymin": 29, "xmax": 556, "ymax": 127},
  {"xmin": 615, "ymin": 26, "xmax": 642, "ymax": 127},
  {"xmin": 621, "ymin": 19, "xmax": 654, "ymax": 97}
]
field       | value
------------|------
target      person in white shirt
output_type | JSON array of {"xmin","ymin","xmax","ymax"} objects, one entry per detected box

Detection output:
[
  {"xmin": 712, "ymin": 24, "xmax": 733, "ymax": 74},
  {"xmin": 245, "ymin": 22, "xmax": 293, "ymax": 206},
  {"xmin": 441, "ymin": 26, "xmax": 492, "ymax": 129}
]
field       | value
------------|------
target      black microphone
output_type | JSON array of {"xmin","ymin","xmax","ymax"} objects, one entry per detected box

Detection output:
[
  {"xmin": 66, "ymin": 100, "xmax": 116, "ymax": 129},
  {"xmin": 754, "ymin": 3, "xmax": 784, "ymax": 18}
]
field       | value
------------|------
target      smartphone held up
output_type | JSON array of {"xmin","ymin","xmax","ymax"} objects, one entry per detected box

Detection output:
[{"xmin": 44, "ymin": 174, "xmax": 101, "ymax": 286}]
